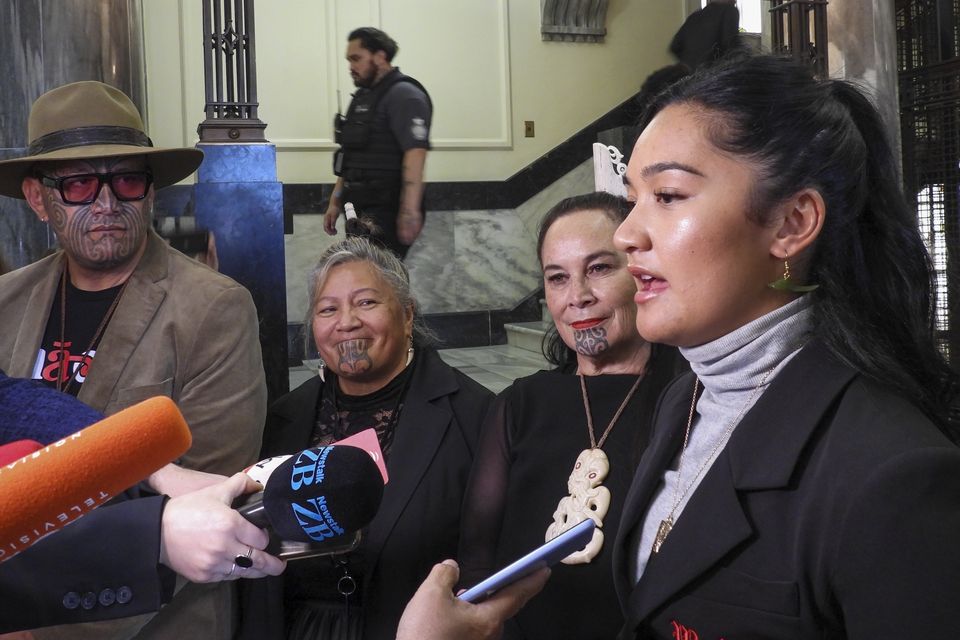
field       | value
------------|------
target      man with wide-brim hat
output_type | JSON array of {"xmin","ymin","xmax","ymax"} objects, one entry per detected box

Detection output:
[{"xmin": 0, "ymin": 81, "xmax": 268, "ymax": 639}]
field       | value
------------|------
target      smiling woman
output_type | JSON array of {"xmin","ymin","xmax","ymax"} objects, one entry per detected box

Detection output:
[
  {"xmin": 539, "ymin": 196, "xmax": 650, "ymax": 376},
  {"xmin": 247, "ymin": 236, "xmax": 493, "ymax": 640},
  {"xmin": 458, "ymin": 192, "xmax": 684, "ymax": 640},
  {"xmin": 310, "ymin": 259, "xmax": 414, "ymax": 394}
]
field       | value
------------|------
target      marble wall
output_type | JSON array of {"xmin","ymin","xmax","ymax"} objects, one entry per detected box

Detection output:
[
  {"xmin": 284, "ymin": 159, "xmax": 595, "ymax": 323},
  {"xmin": 0, "ymin": 0, "xmax": 144, "ymax": 147}
]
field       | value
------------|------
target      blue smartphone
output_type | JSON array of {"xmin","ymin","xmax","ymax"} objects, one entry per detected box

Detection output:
[{"xmin": 457, "ymin": 519, "xmax": 596, "ymax": 603}]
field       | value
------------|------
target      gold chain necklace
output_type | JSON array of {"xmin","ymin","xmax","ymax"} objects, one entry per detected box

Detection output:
[
  {"xmin": 545, "ymin": 373, "xmax": 644, "ymax": 565},
  {"xmin": 651, "ymin": 368, "xmax": 774, "ymax": 555},
  {"xmin": 56, "ymin": 265, "xmax": 129, "ymax": 395}
]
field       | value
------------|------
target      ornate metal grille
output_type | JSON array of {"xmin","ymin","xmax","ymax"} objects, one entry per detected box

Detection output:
[
  {"xmin": 897, "ymin": 0, "xmax": 960, "ymax": 363},
  {"xmin": 540, "ymin": 0, "xmax": 610, "ymax": 42},
  {"xmin": 198, "ymin": 0, "xmax": 266, "ymax": 142},
  {"xmin": 769, "ymin": 0, "xmax": 829, "ymax": 75}
]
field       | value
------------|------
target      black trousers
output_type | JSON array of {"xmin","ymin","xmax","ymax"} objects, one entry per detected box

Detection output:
[{"xmin": 343, "ymin": 185, "xmax": 417, "ymax": 261}]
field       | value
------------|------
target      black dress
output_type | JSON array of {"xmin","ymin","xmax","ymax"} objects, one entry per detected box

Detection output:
[{"xmin": 459, "ymin": 355, "xmax": 680, "ymax": 640}]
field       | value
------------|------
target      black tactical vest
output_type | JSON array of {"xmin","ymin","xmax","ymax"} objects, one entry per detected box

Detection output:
[{"xmin": 333, "ymin": 69, "xmax": 431, "ymax": 182}]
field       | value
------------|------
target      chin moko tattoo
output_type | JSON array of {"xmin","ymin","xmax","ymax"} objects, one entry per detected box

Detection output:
[
  {"xmin": 574, "ymin": 327, "xmax": 609, "ymax": 356},
  {"xmin": 337, "ymin": 339, "xmax": 374, "ymax": 374}
]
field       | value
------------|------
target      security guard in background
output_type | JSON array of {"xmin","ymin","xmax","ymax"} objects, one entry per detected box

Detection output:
[{"xmin": 324, "ymin": 27, "xmax": 432, "ymax": 260}]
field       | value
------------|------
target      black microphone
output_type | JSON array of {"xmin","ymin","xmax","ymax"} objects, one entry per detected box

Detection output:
[{"xmin": 237, "ymin": 445, "xmax": 384, "ymax": 545}]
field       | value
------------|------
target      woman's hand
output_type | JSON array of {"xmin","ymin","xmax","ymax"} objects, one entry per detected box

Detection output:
[{"xmin": 396, "ymin": 560, "xmax": 549, "ymax": 640}]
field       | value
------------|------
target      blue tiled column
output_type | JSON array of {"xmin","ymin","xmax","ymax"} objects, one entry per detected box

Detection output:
[{"xmin": 194, "ymin": 143, "xmax": 288, "ymax": 402}]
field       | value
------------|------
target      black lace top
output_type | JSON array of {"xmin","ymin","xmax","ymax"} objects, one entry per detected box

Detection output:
[{"xmin": 311, "ymin": 362, "xmax": 414, "ymax": 460}]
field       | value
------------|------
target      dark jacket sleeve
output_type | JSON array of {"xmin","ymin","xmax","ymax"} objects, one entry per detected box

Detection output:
[{"xmin": 0, "ymin": 495, "xmax": 173, "ymax": 633}]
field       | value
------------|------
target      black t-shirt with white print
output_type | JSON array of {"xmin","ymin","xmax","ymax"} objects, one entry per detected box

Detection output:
[{"xmin": 33, "ymin": 279, "xmax": 123, "ymax": 396}]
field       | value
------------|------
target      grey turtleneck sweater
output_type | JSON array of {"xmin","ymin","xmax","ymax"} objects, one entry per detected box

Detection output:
[{"xmin": 630, "ymin": 296, "xmax": 814, "ymax": 583}]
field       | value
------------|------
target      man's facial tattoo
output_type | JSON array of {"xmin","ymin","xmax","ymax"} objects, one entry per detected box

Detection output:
[{"xmin": 46, "ymin": 195, "xmax": 148, "ymax": 270}]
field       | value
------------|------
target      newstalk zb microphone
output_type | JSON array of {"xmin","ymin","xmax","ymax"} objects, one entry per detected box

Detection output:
[
  {"xmin": 0, "ymin": 396, "xmax": 192, "ymax": 562},
  {"xmin": 238, "ymin": 444, "xmax": 384, "ymax": 544}
]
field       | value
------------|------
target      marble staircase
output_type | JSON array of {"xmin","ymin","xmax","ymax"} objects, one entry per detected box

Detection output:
[
  {"xmin": 436, "ymin": 344, "xmax": 549, "ymax": 394},
  {"xmin": 436, "ymin": 299, "xmax": 553, "ymax": 393},
  {"xmin": 432, "ymin": 299, "xmax": 554, "ymax": 393},
  {"xmin": 503, "ymin": 298, "xmax": 553, "ymax": 354}
]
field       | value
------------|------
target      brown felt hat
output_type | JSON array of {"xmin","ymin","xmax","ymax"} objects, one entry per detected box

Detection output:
[{"xmin": 0, "ymin": 81, "xmax": 203, "ymax": 199}]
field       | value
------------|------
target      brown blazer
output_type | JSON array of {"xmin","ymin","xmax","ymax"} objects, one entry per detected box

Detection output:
[{"xmin": 0, "ymin": 229, "xmax": 267, "ymax": 640}]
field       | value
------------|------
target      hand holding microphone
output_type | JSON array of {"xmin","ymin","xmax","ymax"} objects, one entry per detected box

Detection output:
[
  {"xmin": 236, "ymin": 443, "xmax": 385, "ymax": 558},
  {"xmin": 160, "ymin": 472, "xmax": 286, "ymax": 582},
  {"xmin": 154, "ymin": 439, "xmax": 386, "ymax": 582}
]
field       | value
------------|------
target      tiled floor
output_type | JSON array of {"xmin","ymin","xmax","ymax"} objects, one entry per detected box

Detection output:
[{"xmin": 288, "ymin": 344, "xmax": 549, "ymax": 395}]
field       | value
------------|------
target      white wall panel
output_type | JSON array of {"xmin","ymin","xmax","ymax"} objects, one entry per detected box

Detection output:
[{"xmin": 143, "ymin": 0, "xmax": 682, "ymax": 183}]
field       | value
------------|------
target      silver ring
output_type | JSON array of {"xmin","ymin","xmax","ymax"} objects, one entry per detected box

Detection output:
[
  {"xmin": 234, "ymin": 546, "xmax": 254, "ymax": 570},
  {"xmin": 226, "ymin": 562, "xmax": 237, "ymax": 577}
]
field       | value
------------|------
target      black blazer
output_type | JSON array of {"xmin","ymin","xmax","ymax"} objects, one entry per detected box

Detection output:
[
  {"xmin": 240, "ymin": 348, "xmax": 492, "ymax": 640},
  {"xmin": 613, "ymin": 340, "xmax": 960, "ymax": 639},
  {"xmin": 0, "ymin": 496, "xmax": 173, "ymax": 633}
]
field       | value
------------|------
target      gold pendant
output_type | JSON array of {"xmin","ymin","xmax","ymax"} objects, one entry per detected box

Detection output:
[{"xmin": 652, "ymin": 517, "xmax": 673, "ymax": 554}]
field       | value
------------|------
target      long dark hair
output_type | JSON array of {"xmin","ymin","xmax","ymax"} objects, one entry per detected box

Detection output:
[
  {"xmin": 641, "ymin": 54, "xmax": 958, "ymax": 436},
  {"xmin": 536, "ymin": 192, "xmax": 632, "ymax": 371}
]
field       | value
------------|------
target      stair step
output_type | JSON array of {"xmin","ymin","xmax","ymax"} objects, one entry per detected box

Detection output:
[{"xmin": 505, "ymin": 320, "xmax": 552, "ymax": 354}]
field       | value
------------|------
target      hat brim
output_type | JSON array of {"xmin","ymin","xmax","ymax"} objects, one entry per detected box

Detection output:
[{"xmin": 0, "ymin": 144, "xmax": 204, "ymax": 200}]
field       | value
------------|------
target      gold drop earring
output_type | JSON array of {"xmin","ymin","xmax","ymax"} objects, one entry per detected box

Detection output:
[{"xmin": 767, "ymin": 252, "xmax": 818, "ymax": 293}]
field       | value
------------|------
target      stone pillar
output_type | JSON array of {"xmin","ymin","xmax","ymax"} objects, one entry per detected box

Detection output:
[
  {"xmin": 0, "ymin": 0, "xmax": 145, "ymax": 271},
  {"xmin": 826, "ymin": 1, "xmax": 902, "ymax": 159}
]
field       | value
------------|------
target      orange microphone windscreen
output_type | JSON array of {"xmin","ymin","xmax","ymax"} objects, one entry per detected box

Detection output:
[{"xmin": 0, "ymin": 396, "xmax": 192, "ymax": 562}]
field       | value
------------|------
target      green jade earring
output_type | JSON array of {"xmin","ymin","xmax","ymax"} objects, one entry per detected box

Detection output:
[{"xmin": 768, "ymin": 254, "xmax": 819, "ymax": 293}]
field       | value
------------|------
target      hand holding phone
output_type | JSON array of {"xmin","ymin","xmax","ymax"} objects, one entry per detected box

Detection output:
[{"xmin": 457, "ymin": 519, "xmax": 595, "ymax": 603}]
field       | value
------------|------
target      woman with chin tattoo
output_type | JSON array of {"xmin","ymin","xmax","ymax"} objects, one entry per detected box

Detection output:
[
  {"xmin": 457, "ymin": 192, "xmax": 685, "ymax": 640},
  {"xmin": 243, "ymin": 236, "xmax": 493, "ymax": 640}
]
